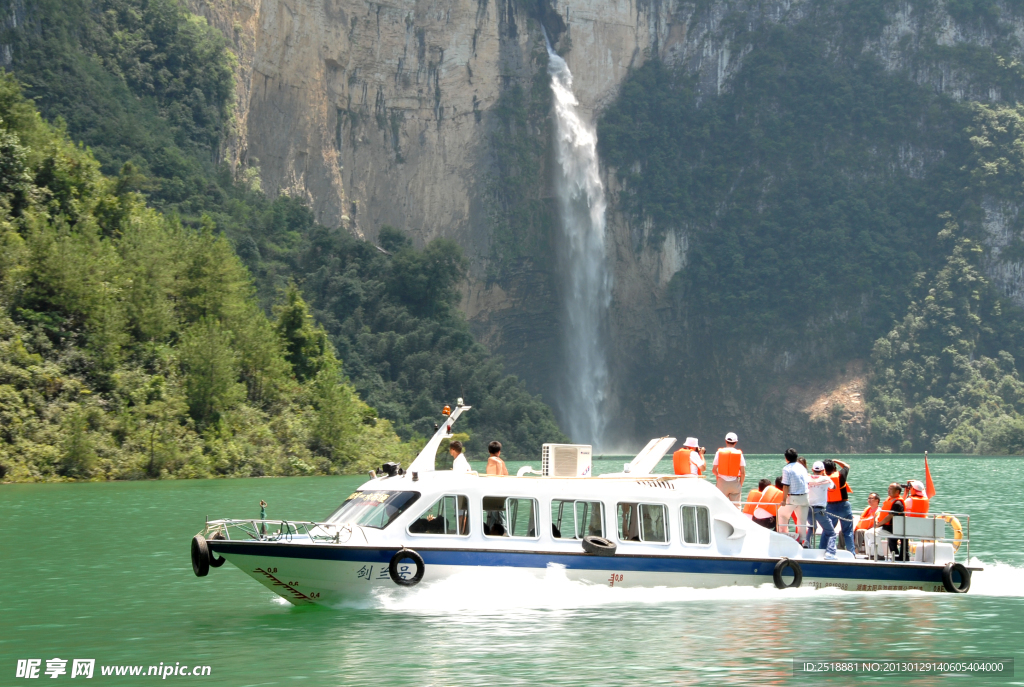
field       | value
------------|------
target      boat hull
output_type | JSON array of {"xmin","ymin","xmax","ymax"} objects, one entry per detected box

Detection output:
[{"xmin": 208, "ymin": 541, "xmax": 967, "ymax": 605}]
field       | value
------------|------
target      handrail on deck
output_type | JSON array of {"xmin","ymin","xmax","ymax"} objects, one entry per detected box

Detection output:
[{"xmin": 203, "ymin": 518, "xmax": 343, "ymax": 543}]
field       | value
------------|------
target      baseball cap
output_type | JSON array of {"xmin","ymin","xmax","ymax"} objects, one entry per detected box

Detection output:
[
  {"xmin": 725, "ymin": 432, "xmax": 738, "ymax": 443},
  {"xmin": 812, "ymin": 461, "xmax": 825, "ymax": 472},
  {"xmin": 910, "ymin": 480, "xmax": 925, "ymax": 493},
  {"xmin": 683, "ymin": 437, "xmax": 699, "ymax": 449}
]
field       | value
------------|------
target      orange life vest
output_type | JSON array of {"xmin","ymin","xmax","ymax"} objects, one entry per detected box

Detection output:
[
  {"xmin": 742, "ymin": 489, "xmax": 762, "ymax": 515},
  {"xmin": 673, "ymin": 449, "xmax": 702, "ymax": 476},
  {"xmin": 876, "ymin": 496, "xmax": 904, "ymax": 526},
  {"xmin": 757, "ymin": 485, "xmax": 784, "ymax": 517},
  {"xmin": 905, "ymin": 494, "xmax": 929, "ymax": 518},
  {"xmin": 716, "ymin": 447, "xmax": 742, "ymax": 478},
  {"xmin": 826, "ymin": 473, "xmax": 852, "ymax": 503},
  {"xmin": 486, "ymin": 456, "xmax": 508, "ymax": 476},
  {"xmin": 855, "ymin": 505, "xmax": 878, "ymax": 530}
]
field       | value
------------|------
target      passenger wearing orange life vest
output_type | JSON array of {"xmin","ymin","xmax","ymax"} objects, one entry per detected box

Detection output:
[
  {"xmin": 672, "ymin": 437, "xmax": 706, "ymax": 476},
  {"xmin": 823, "ymin": 459, "xmax": 855, "ymax": 554},
  {"xmin": 904, "ymin": 480, "xmax": 930, "ymax": 518},
  {"xmin": 712, "ymin": 432, "xmax": 746, "ymax": 506},
  {"xmin": 743, "ymin": 479, "xmax": 771, "ymax": 516},
  {"xmin": 853, "ymin": 492, "xmax": 880, "ymax": 554},
  {"xmin": 752, "ymin": 477, "xmax": 784, "ymax": 530}
]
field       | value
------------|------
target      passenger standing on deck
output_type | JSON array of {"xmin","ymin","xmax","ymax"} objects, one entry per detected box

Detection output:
[
  {"xmin": 672, "ymin": 438, "xmax": 706, "ymax": 476},
  {"xmin": 449, "ymin": 440, "xmax": 471, "ymax": 473},
  {"xmin": 752, "ymin": 477, "xmax": 784, "ymax": 530},
  {"xmin": 712, "ymin": 433, "xmax": 746, "ymax": 505},
  {"xmin": 808, "ymin": 461, "xmax": 838, "ymax": 559},
  {"xmin": 486, "ymin": 441, "xmax": 509, "ymax": 476},
  {"xmin": 824, "ymin": 459, "xmax": 855, "ymax": 554},
  {"xmin": 778, "ymin": 449, "xmax": 810, "ymax": 545},
  {"xmin": 743, "ymin": 479, "xmax": 771, "ymax": 516}
]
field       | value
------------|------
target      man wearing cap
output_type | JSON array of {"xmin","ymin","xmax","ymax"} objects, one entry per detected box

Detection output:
[
  {"xmin": 808, "ymin": 461, "xmax": 838, "ymax": 559},
  {"xmin": 672, "ymin": 438, "xmax": 706, "ymax": 476},
  {"xmin": 712, "ymin": 433, "xmax": 746, "ymax": 505}
]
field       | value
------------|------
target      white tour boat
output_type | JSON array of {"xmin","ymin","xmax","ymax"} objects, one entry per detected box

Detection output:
[{"xmin": 190, "ymin": 401, "xmax": 978, "ymax": 603}]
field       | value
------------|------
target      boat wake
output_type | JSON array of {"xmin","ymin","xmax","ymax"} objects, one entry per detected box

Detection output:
[
  {"xmin": 355, "ymin": 559, "xmax": 1024, "ymax": 613},
  {"xmin": 966, "ymin": 558, "xmax": 1024, "ymax": 596}
]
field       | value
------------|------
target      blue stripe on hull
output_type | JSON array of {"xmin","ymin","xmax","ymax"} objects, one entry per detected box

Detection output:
[{"xmin": 210, "ymin": 541, "xmax": 948, "ymax": 585}]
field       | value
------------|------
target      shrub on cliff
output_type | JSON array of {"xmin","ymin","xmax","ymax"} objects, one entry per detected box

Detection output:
[{"xmin": 0, "ymin": 74, "xmax": 408, "ymax": 481}]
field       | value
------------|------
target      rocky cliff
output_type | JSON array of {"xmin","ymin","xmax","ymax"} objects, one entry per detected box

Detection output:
[{"xmin": 190, "ymin": 0, "xmax": 1024, "ymax": 451}]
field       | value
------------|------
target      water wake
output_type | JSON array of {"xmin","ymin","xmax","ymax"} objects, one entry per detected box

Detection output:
[
  {"xmin": 362, "ymin": 559, "xmax": 1024, "ymax": 614},
  {"xmin": 544, "ymin": 33, "xmax": 612, "ymax": 449}
]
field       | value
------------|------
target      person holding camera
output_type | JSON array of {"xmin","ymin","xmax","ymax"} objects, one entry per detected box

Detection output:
[
  {"xmin": 824, "ymin": 459, "xmax": 855, "ymax": 554},
  {"xmin": 673, "ymin": 437, "xmax": 706, "ymax": 476}
]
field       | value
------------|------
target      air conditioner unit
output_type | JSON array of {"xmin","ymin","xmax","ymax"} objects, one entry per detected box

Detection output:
[{"xmin": 541, "ymin": 444, "xmax": 592, "ymax": 477}]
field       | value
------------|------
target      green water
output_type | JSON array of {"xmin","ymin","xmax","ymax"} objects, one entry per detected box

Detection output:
[{"xmin": 2, "ymin": 456, "xmax": 1022, "ymax": 686}]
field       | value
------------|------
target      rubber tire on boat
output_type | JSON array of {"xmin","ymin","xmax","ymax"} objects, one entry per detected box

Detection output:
[
  {"xmin": 389, "ymin": 548, "xmax": 425, "ymax": 587},
  {"xmin": 191, "ymin": 535, "xmax": 210, "ymax": 577},
  {"xmin": 209, "ymin": 549, "xmax": 227, "ymax": 568},
  {"xmin": 942, "ymin": 562, "xmax": 971, "ymax": 594},
  {"xmin": 773, "ymin": 558, "xmax": 803, "ymax": 589},
  {"xmin": 582, "ymin": 535, "xmax": 617, "ymax": 557}
]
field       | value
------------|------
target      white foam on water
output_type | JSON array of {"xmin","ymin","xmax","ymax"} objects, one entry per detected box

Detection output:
[
  {"xmin": 368, "ymin": 564, "xmax": 842, "ymax": 615},
  {"xmin": 966, "ymin": 558, "xmax": 1024, "ymax": 597}
]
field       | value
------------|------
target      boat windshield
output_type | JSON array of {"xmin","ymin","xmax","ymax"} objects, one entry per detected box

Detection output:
[{"xmin": 326, "ymin": 490, "xmax": 421, "ymax": 529}]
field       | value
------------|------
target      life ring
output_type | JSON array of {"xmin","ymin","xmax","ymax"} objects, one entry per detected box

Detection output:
[
  {"xmin": 939, "ymin": 514, "xmax": 963, "ymax": 552},
  {"xmin": 191, "ymin": 535, "xmax": 210, "ymax": 577},
  {"xmin": 942, "ymin": 562, "xmax": 971, "ymax": 594},
  {"xmin": 582, "ymin": 535, "xmax": 617, "ymax": 556},
  {"xmin": 773, "ymin": 558, "xmax": 803, "ymax": 589},
  {"xmin": 389, "ymin": 548, "xmax": 425, "ymax": 587}
]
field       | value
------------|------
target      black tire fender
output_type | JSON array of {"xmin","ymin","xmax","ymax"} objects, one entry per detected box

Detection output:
[
  {"xmin": 773, "ymin": 557, "xmax": 802, "ymax": 589},
  {"xmin": 191, "ymin": 535, "xmax": 210, "ymax": 577},
  {"xmin": 582, "ymin": 535, "xmax": 617, "ymax": 556},
  {"xmin": 942, "ymin": 562, "xmax": 971, "ymax": 594},
  {"xmin": 389, "ymin": 548, "xmax": 425, "ymax": 587}
]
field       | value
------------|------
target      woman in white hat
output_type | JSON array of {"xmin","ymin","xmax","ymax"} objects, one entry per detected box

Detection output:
[{"xmin": 672, "ymin": 438, "xmax": 705, "ymax": 476}]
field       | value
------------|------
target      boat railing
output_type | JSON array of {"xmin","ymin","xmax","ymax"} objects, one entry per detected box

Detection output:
[
  {"xmin": 203, "ymin": 518, "xmax": 343, "ymax": 544},
  {"xmin": 866, "ymin": 512, "xmax": 970, "ymax": 562},
  {"xmin": 737, "ymin": 504, "xmax": 970, "ymax": 562}
]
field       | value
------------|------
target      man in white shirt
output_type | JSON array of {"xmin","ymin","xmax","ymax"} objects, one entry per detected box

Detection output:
[
  {"xmin": 808, "ymin": 461, "xmax": 837, "ymax": 559},
  {"xmin": 449, "ymin": 440, "xmax": 471, "ymax": 473},
  {"xmin": 778, "ymin": 448, "xmax": 810, "ymax": 546}
]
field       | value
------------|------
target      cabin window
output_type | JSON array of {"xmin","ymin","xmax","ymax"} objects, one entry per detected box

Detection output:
[
  {"xmin": 551, "ymin": 500, "xmax": 604, "ymax": 539},
  {"xmin": 408, "ymin": 495, "xmax": 470, "ymax": 535},
  {"xmin": 680, "ymin": 505, "xmax": 711, "ymax": 545},
  {"xmin": 326, "ymin": 490, "xmax": 420, "ymax": 529},
  {"xmin": 617, "ymin": 502, "xmax": 668, "ymax": 543},
  {"xmin": 483, "ymin": 496, "xmax": 537, "ymax": 537}
]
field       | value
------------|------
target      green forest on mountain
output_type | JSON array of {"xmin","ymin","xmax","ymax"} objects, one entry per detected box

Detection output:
[
  {"xmin": 0, "ymin": 0, "xmax": 564, "ymax": 480},
  {"xmin": 598, "ymin": 0, "xmax": 1024, "ymax": 453}
]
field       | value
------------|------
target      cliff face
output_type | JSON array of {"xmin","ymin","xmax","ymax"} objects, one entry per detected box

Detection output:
[{"xmin": 191, "ymin": 0, "xmax": 1024, "ymax": 450}]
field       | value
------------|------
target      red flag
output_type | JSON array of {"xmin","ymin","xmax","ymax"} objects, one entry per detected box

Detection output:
[{"xmin": 924, "ymin": 453, "xmax": 936, "ymax": 498}]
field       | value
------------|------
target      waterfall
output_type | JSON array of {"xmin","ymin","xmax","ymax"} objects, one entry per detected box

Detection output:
[{"xmin": 544, "ymin": 35, "xmax": 612, "ymax": 448}]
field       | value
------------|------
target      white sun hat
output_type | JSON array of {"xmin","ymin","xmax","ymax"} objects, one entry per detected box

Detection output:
[
  {"xmin": 683, "ymin": 437, "xmax": 699, "ymax": 449},
  {"xmin": 910, "ymin": 480, "xmax": 926, "ymax": 493}
]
